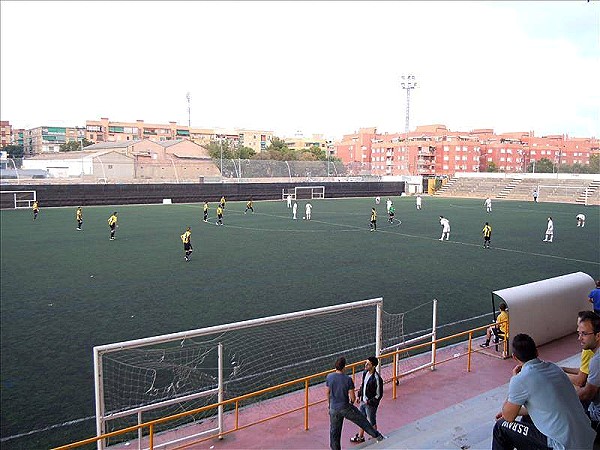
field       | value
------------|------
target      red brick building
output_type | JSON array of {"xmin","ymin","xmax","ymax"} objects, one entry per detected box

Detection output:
[{"xmin": 333, "ymin": 125, "xmax": 599, "ymax": 176}]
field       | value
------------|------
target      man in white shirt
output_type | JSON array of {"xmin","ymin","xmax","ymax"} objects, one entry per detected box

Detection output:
[
  {"xmin": 484, "ymin": 197, "xmax": 492, "ymax": 213},
  {"xmin": 543, "ymin": 217, "xmax": 554, "ymax": 243},
  {"xmin": 292, "ymin": 202, "xmax": 298, "ymax": 220},
  {"xmin": 576, "ymin": 213, "xmax": 586, "ymax": 227},
  {"xmin": 415, "ymin": 195, "xmax": 422, "ymax": 210},
  {"xmin": 305, "ymin": 202, "xmax": 312, "ymax": 220},
  {"xmin": 439, "ymin": 216, "xmax": 450, "ymax": 241},
  {"xmin": 287, "ymin": 194, "xmax": 292, "ymax": 208},
  {"xmin": 386, "ymin": 198, "xmax": 392, "ymax": 214}
]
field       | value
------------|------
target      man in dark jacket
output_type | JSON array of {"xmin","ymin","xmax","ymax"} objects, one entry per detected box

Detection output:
[{"xmin": 350, "ymin": 356, "xmax": 384, "ymax": 443}]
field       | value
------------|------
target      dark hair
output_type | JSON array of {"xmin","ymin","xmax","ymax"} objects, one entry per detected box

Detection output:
[
  {"xmin": 580, "ymin": 312, "xmax": 600, "ymax": 334},
  {"xmin": 579, "ymin": 310, "xmax": 599, "ymax": 321},
  {"xmin": 368, "ymin": 356, "xmax": 379, "ymax": 367},
  {"xmin": 596, "ymin": 280, "xmax": 600, "ymax": 288},
  {"xmin": 499, "ymin": 302, "xmax": 507, "ymax": 311},
  {"xmin": 512, "ymin": 334, "xmax": 538, "ymax": 362},
  {"xmin": 335, "ymin": 356, "xmax": 346, "ymax": 371}
]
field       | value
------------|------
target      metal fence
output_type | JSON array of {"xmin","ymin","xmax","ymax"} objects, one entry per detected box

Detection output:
[{"xmin": 1, "ymin": 158, "xmax": 378, "ymax": 184}]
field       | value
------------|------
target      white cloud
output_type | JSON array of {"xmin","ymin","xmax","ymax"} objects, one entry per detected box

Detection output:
[{"xmin": 1, "ymin": 1, "xmax": 598, "ymax": 139}]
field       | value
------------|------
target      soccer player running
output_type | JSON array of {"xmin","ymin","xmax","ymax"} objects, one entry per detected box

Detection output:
[
  {"xmin": 76, "ymin": 206, "xmax": 83, "ymax": 230},
  {"xmin": 388, "ymin": 205, "xmax": 395, "ymax": 223},
  {"xmin": 245, "ymin": 197, "xmax": 254, "ymax": 214},
  {"xmin": 108, "ymin": 212, "xmax": 118, "ymax": 240},
  {"xmin": 370, "ymin": 208, "xmax": 377, "ymax": 232},
  {"xmin": 482, "ymin": 222, "xmax": 492, "ymax": 248},
  {"xmin": 181, "ymin": 227, "xmax": 193, "ymax": 261},
  {"xmin": 216, "ymin": 205, "xmax": 224, "ymax": 226},
  {"xmin": 32, "ymin": 200, "xmax": 39, "ymax": 221},
  {"xmin": 203, "ymin": 201, "xmax": 209, "ymax": 223},
  {"xmin": 220, "ymin": 195, "xmax": 226, "ymax": 210}
]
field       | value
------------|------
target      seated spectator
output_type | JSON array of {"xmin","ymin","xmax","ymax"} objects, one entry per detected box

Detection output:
[
  {"xmin": 561, "ymin": 311, "xmax": 596, "ymax": 388},
  {"xmin": 576, "ymin": 311, "xmax": 600, "ymax": 436},
  {"xmin": 492, "ymin": 334, "xmax": 595, "ymax": 449},
  {"xmin": 589, "ymin": 280, "xmax": 600, "ymax": 315},
  {"xmin": 480, "ymin": 302, "xmax": 508, "ymax": 348}
]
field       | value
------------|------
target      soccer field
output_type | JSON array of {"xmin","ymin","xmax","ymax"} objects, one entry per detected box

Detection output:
[{"xmin": 1, "ymin": 196, "xmax": 598, "ymax": 448}]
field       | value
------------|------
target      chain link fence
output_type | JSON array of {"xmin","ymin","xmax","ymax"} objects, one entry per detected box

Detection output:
[{"xmin": 1, "ymin": 157, "xmax": 381, "ymax": 184}]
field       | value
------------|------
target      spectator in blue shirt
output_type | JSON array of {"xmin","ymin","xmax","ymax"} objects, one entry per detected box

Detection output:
[{"xmin": 588, "ymin": 280, "xmax": 600, "ymax": 314}]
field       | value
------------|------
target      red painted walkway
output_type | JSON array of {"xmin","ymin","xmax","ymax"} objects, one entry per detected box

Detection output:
[{"xmin": 113, "ymin": 333, "xmax": 580, "ymax": 450}]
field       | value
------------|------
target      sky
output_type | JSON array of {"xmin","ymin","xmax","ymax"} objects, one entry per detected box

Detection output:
[{"xmin": 1, "ymin": 1, "xmax": 598, "ymax": 140}]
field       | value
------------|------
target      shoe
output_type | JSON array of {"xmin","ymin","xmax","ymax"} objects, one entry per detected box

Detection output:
[
  {"xmin": 376, "ymin": 434, "xmax": 387, "ymax": 442},
  {"xmin": 480, "ymin": 342, "xmax": 489, "ymax": 348},
  {"xmin": 350, "ymin": 434, "xmax": 365, "ymax": 443},
  {"xmin": 185, "ymin": 257, "xmax": 188, "ymax": 261},
  {"xmin": 439, "ymin": 238, "xmax": 443, "ymax": 241}
]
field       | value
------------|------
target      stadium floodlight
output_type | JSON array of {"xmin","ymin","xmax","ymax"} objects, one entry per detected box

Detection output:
[
  {"xmin": 186, "ymin": 92, "xmax": 191, "ymax": 128},
  {"xmin": 401, "ymin": 74, "xmax": 417, "ymax": 173}
]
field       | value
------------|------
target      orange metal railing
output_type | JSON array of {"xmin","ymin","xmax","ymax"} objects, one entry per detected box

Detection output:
[{"xmin": 53, "ymin": 320, "xmax": 508, "ymax": 450}]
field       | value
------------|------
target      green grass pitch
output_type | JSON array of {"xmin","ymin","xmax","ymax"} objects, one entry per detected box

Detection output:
[{"xmin": 1, "ymin": 196, "xmax": 598, "ymax": 448}]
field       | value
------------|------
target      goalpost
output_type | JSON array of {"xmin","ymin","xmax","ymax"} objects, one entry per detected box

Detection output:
[
  {"xmin": 281, "ymin": 186, "xmax": 325, "ymax": 201},
  {"xmin": 93, "ymin": 297, "xmax": 407, "ymax": 449},
  {"xmin": 537, "ymin": 184, "xmax": 588, "ymax": 204},
  {"xmin": 0, "ymin": 190, "xmax": 37, "ymax": 209}
]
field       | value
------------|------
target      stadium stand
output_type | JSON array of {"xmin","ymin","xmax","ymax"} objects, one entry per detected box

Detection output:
[{"xmin": 435, "ymin": 175, "xmax": 600, "ymax": 205}]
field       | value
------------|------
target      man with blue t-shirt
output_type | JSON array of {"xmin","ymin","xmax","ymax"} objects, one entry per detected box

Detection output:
[
  {"xmin": 588, "ymin": 280, "xmax": 600, "ymax": 314},
  {"xmin": 492, "ymin": 334, "xmax": 594, "ymax": 450},
  {"xmin": 325, "ymin": 356, "xmax": 385, "ymax": 450}
]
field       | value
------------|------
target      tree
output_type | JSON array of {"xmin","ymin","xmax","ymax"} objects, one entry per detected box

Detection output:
[
  {"xmin": 60, "ymin": 138, "xmax": 93, "ymax": 152},
  {"xmin": 486, "ymin": 162, "xmax": 498, "ymax": 172},
  {"xmin": 2, "ymin": 144, "xmax": 24, "ymax": 158},
  {"xmin": 534, "ymin": 157, "xmax": 554, "ymax": 173},
  {"xmin": 587, "ymin": 154, "xmax": 600, "ymax": 174},
  {"xmin": 260, "ymin": 137, "xmax": 297, "ymax": 161}
]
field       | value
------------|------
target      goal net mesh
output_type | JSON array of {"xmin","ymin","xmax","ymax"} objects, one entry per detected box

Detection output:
[{"xmin": 99, "ymin": 303, "xmax": 405, "ymax": 444}]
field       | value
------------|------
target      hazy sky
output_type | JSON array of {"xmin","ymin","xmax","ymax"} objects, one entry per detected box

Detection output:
[{"xmin": 1, "ymin": 1, "xmax": 598, "ymax": 139}]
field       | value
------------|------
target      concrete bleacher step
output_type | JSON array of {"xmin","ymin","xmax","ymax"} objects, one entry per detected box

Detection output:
[
  {"xmin": 576, "ymin": 180, "xmax": 600, "ymax": 204},
  {"xmin": 496, "ymin": 178, "xmax": 522, "ymax": 199},
  {"xmin": 435, "ymin": 177, "xmax": 458, "ymax": 196},
  {"xmin": 364, "ymin": 353, "xmax": 581, "ymax": 450}
]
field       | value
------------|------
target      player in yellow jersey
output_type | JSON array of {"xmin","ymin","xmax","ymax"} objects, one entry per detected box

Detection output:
[
  {"xmin": 220, "ymin": 196, "xmax": 226, "ymax": 209},
  {"xmin": 203, "ymin": 201, "xmax": 209, "ymax": 223},
  {"xmin": 482, "ymin": 222, "xmax": 492, "ymax": 248},
  {"xmin": 76, "ymin": 206, "xmax": 83, "ymax": 230},
  {"xmin": 245, "ymin": 197, "xmax": 254, "ymax": 214},
  {"xmin": 181, "ymin": 227, "xmax": 193, "ymax": 261},
  {"xmin": 216, "ymin": 205, "xmax": 224, "ymax": 226},
  {"xmin": 369, "ymin": 208, "xmax": 377, "ymax": 232},
  {"xmin": 32, "ymin": 201, "xmax": 39, "ymax": 221},
  {"xmin": 480, "ymin": 302, "xmax": 508, "ymax": 347},
  {"xmin": 108, "ymin": 212, "xmax": 118, "ymax": 240}
]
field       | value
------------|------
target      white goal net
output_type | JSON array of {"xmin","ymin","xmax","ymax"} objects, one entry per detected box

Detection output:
[
  {"xmin": 94, "ymin": 298, "xmax": 406, "ymax": 448},
  {"xmin": 281, "ymin": 186, "xmax": 325, "ymax": 200},
  {"xmin": 0, "ymin": 190, "xmax": 36, "ymax": 209}
]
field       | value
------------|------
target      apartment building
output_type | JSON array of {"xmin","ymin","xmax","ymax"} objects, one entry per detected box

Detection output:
[
  {"xmin": 23, "ymin": 126, "xmax": 85, "ymax": 156},
  {"xmin": 283, "ymin": 134, "xmax": 331, "ymax": 154},
  {"xmin": 334, "ymin": 124, "xmax": 599, "ymax": 176},
  {"xmin": 84, "ymin": 118, "xmax": 273, "ymax": 155},
  {"xmin": 0, "ymin": 121, "xmax": 12, "ymax": 148},
  {"xmin": 237, "ymin": 129, "xmax": 273, "ymax": 154}
]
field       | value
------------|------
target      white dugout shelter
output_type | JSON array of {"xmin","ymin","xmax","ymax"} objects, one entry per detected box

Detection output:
[{"xmin": 492, "ymin": 272, "xmax": 595, "ymax": 356}]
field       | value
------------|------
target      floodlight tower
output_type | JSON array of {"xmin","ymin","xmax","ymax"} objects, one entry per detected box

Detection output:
[
  {"xmin": 186, "ymin": 92, "xmax": 191, "ymax": 127},
  {"xmin": 401, "ymin": 74, "xmax": 417, "ymax": 174}
]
